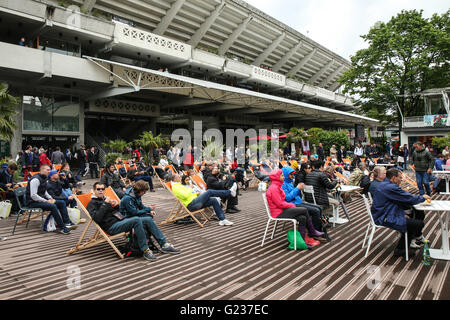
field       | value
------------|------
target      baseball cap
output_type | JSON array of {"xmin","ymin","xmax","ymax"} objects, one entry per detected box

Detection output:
[{"xmin": 48, "ymin": 170, "xmax": 58, "ymax": 178}]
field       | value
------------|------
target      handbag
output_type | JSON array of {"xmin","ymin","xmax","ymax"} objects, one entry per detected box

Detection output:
[
  {"xmin": 287, "ymin": 229, "xmax": 308, "ymax": 250},
  {"xmin": 0, "ymin": 200, "xmax": 12, "ymax": 219},
  {"xmin": 397, "ymin": 156, "xmax": 404, "ymax": 163},
  {"xmin": 258, "ymin": 181, "xmax": 267, "ymax": 192}
]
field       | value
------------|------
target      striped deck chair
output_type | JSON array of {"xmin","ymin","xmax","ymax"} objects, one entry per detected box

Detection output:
[
  {"xmin": 115, "ymin": 163, "xmax": 131, "ymax": 187},
  {"xmin": 67, "ymin": 187, "xmax": 126, "ymax": 259},
  {"xmin": 159, "ymin": 182, "xmax": 212, "ymax": 228}
]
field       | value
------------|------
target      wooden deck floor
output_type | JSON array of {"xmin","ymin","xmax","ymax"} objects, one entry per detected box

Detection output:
[{"xmin": 0, "ymin": 178, "xmax": 449, "ymax": 300}]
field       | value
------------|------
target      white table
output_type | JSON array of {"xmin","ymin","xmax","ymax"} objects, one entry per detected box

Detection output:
[
  {"xmin": 414, "ymin": 200, "xmax": 450, "ymax": 261},
  {"xmin": 329, "ymin": 185, "xmax": 362, "ymax": 225},
  {"xmin": 432, "ymin": 171, "xmax": 450, "ymax": 195},
  {"xmin": 376, "ymin": 163, "xmax": 395, "ymax": 167}
]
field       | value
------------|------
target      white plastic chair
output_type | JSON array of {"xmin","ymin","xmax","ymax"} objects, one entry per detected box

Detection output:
[
  {"xmin": 304, "ymin": 185, "xmax": 338, "ymax": 227},
  {"xmin": 361, "ymin": 194, "xmax": 408, "ymax": 261},
  {"xmin": 261, "ymin": 193, "xmax": 299, "ymax": 250}
]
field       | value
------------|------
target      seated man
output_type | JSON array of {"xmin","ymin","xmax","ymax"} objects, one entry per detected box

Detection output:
[
  {"xmin": 158, "ymin": 155, "xmax": 169, "ymax": 167},
  {"xmin": 304, "ymin": 161, "xmax": 339, "ymax": 216},
  {"xmin": 26, "ymin": 164, "xmax": 76, "ymax": 234},
  {"xmin": 119, "ymin": 180, "xmax": 180, "ymax": 256},
  {"xmin": 46, "ymin": 170, "xmax": 77, "ymax": 208},
  {"xmin": 252, "ymin": 165, "xmax": 270, "ymax": 182},
  {"xmin": 87, "ymin": 182, "xmax": 160, "ymax": 261},
  {"xmin": 127, "ymin": 162, "xmax": 155, "ymax": 192},
  {"xmin": 170, "ymin": 174, "xmax": 235, "ymax": 226},
  {"xmin": 371, "ymin": 168, "xmax": 430, "ymax": 258},
  {"xmin": 101, "ymin": 163, "xmax": 127, "ymax": 199},
  {"xmin": 281, "ymin": 166, "xmax": 327, "ymax": 241},
  {"xmin": 348, "ymin": 162, "xmax": 367, "ymax": 187},
  {"xmin": 0, "ymin": 162, "xmax": 20, "ymax": 215},
  {"xmin": 206, "ymin": 166, "xmax": 240, "ymax": 213}
]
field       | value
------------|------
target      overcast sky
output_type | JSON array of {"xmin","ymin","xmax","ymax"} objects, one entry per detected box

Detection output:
[{"xmin": 244, "ymin": 0, "xmax": 449, "ymax": 61}]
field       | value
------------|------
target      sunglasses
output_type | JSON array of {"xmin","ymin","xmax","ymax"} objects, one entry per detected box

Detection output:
[{"xmin": 96, "ymin": 188, "xmax": 105, "ymax": 191}]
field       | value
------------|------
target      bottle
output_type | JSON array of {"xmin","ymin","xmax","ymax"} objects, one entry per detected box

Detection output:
[{"xmin": 423, "ymin": 240, "xmax": 431, "ymax": 266}]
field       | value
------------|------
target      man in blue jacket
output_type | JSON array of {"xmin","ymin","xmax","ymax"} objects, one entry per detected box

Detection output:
[
  {"xmin": 371, "ymin": 168, "xmax": 430, "ymax": 258},
  {"xmin": 120, "ymin": 180, "xmax": 180, "ymax": 259},
  {"xmin": 281, "ymin": 166, "xmax": 325, "ymax": 240}
]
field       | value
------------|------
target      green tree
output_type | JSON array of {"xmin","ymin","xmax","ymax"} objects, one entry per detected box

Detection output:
[
  {"xmin": 339, "ymin": 10, "xmax": 450, "ymax": 144},
  {"xmin": 0, "ymin": 83, "xmax": 19, "ymax": 141},
  {"xmin": 102, "ymin": 139, "xmax": 130, "ymax": 154},
  {"xmin": 134, "ymin": 131, "xmax": 166, "ymax": 163}
]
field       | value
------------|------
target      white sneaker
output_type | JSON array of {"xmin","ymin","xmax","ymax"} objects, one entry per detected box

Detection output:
[
  {"xmin": 414, "ymin": 235, "xmax": 426, "ymax": 244},
  {"xmin": 219, "ymin": 219, "xmax": 234, "ymax": 226},
  {"xmin": 230, "ymin": 183, "xmax": 237, "ymax": 197}
]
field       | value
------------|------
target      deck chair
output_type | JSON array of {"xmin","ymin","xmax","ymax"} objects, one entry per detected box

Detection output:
[
  {"xmin": 115, "ymin": 164, "xmax": 132, "ymax": 187},
  {"xmin": 159, "ymin": 182, "xmax": 212, "ymax": 228},
  {"xmin": 280, "ymin": 161, "xmax": 288, "ymax": 167},
  {"xmin": 53, "ymin": 164, "xmax": 63, "ymax": 172},
  {"xmin": 247, "ymin": 166, "xmax": 260, "ymax": 189},
  {"xmin": 191, "ymin": 175, "xmax": 207, "ymax": 192},
  {"xmin": 67, "ymin": 187, "xmax": 127, "ymax": 259}
]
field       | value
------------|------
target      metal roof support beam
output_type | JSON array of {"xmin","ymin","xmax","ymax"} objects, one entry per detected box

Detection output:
[
  {"xmin": 193, "ymin": 103, "xmax": 246, "ymax": 113},
  {"xmin": 272, "ymin": 41, "xmax": 303, "ymax": 72},
  {"xmin": 287, "ymin": 48, "xmax": 317, "ymax": 77},
  {"xmin": 310, "ymin": 59, "xmax": 335, "ymax": 85},
  {"xmin": 218, "ymin": 15, "xmax": 253, "ymax": 56},
  {"xmin": 86, "ymin": 87, "xmax": 138, "ymax": 100},
  {"xmin": 163, "ymin": 98, "xmax": 214, "ymax": 108},
  {"xmin": 188, "ymin": 2, "xmax": 226, "ymax": 47},
  {"xmin": 252, "ymin": 32, "xmax": 286, "ymax": 67},
  {"xmin": 153, "ymin": 0, "xmax": 186, "ymax": 35},
  {"xmin": 81, "ymin": 0, "xmax": 97, "ymax": 14},
  {"xmin": 320, "ymin": 65, "xmax": 345, "ymax": 88},
  {"xmin": 329, "ymin": 80, "xmax": 343, "ymax": 92}
]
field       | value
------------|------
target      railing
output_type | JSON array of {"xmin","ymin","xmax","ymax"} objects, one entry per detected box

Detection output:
[
  {"xmin": 85, "ymin": 133, "xmax": 107, "ymax": 167},
  {"xmin": 404, "ymin": 114, "xmax": 449, "ymax": 128}
]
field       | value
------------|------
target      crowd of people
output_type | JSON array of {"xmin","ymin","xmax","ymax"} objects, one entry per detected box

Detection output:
[{"xmin": 1, "ymin": 139, "xmax": 449, "ymax": 259}]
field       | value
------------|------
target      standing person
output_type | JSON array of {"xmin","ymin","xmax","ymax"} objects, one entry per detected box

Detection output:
[
  {"xmin": 167, "ymin": 146, "xmax": 175, "ymax": 163},
  {"xmin": 317, "ymin": 143, "xmax": 325, "ymax": 162},
  {"xmin": 403, "ymin": 144, "xmax": 409, "ymax": 171},
  {"xmin": 87, "ymin": 146, "xmax": 99, "ymax": 179},
  {"xmin": 76, "ymin": 145, "xmax": 88, "ymax": 177},
  {"xmin": 337, "ymin": 146, "xmax": 346, "ymax": 163},
  {"xmin": 183, "ymin": 146, "xmax": 194, "ymax": 171},
  {"xmin": 39, "ymin": 148, "xmax": 51, "ymax": 167},
  {"xmin": 411, "ymin": 141, "xmax": 434, "ymax": 196},
  {"xmin": 65, "ymin": 148, "xmax": 72, "ymax": 164},
  {"xmin": 329, "ymin": 145, "xmax": 337, "ymax": 160},
  {"xmin": 51, "ymin": 147, "xmax": 65, "ymax": 166},
  {"xmin": 32, "ymin": 147, "xmax": 41, "ymax": 172},
  {"xmin": 442, "ymin": 145, "xmax": 449, "ymax": 157},
  {"xmin": 354, "ymin": 143, "xmax": 364, "ymax": 158},
  {"xmin": 22, "ymin": 145, "xmax": 33, "ymax": 178}
]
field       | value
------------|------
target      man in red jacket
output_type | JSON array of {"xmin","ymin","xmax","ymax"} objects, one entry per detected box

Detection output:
[
  {"xmin": 39, "ymin": 149, "xmax": 51, "ymax": 167},
  {"xmin": 266, "ymin": 169, "xmax": 320, "ymax": 248}
]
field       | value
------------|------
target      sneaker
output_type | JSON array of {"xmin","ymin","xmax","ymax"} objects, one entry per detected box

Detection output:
[
  {"xmin": 65, "ymin": 223, "xmax": 78, "ymax": 230},
  {"xmin": 230, "ymin": 206, "xmax": 241, "ymax": 212},
  {"xmin": 226, "ymin": 208, "xmax": 239, "ymax": 214},
  {"xmin": 0, "ymin": 236, "xmax": 7, "ymax": 241},
  {"xmin": 143, "ymin": 249, "xmax": 157, "ymax": 261},
  {"xmin": 219, "ymin": 219, "xmax": 234, "ymax": 226},
  {"xmin": 229, "ymin": 183, "xmax": 237, "ymax": 197},
  {"xmin": 161, "ymin": 243, "xmax": 181, "ymax": 255},
  {"xmin": 414, "ymin": 235, "xmax": 426, "ymax": 245},
  {"xmin": 56, "ymin": 227, "xmax": 71, "ymax": 235}
]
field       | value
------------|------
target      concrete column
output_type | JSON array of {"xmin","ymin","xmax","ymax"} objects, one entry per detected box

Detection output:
[
  {"xmin": 81, "ymin": 0, "xmax": 97, "ymax": 14},
  {"xmin": 10, "ymin": 97, "xmax": 23, "ymax": 158},
  {"xmin": 78, "ymin": 99, "xmax": 85, "ymax": 148}
]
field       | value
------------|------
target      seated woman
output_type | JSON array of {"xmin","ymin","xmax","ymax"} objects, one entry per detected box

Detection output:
[
  {"xmin": 60, "ymin": 162, "xmax": 83, "ymax": 194},
  {"xmin": 159, "ymin": 155, "xmax": 169, "ymax": 167},
  {"xmin": 266, "ymin": 169, "xmax": 320, "ymax": 248},
  {"xmin": 294, "ymin": 162, "xmax": 311, "ymax": 185},
  {"xmin": 170, "ymin": 174, "xmax": 235, "ymax": 226}
]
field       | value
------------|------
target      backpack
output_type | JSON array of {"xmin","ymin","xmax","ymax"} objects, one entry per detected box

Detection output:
[{"xmin": 119, "ymin": 230, "xmax": 159, "ymax": 258}]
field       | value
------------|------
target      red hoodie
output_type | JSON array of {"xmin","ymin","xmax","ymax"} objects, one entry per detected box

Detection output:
[
  {"xmin": 39, "ymin": 153, "xmax": 51, "ymax": 166},
  {"xmin": 265, "ymin": 169, "xmax": 295, "ymax": 218}
]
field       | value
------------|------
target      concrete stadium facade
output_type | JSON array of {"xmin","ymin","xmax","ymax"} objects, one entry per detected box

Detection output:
[{"xmin": 0, "ymin": 0, "xmax": 379, "ymax": 157}]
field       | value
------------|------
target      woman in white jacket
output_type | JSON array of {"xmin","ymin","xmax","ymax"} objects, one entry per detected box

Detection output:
[{"xmin": 354, "ymin": 143, "xmax": 364, "ymax": 157}]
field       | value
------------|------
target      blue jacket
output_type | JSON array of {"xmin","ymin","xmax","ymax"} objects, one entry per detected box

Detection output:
[
  {"xmin": 368, "ymin": 178, "xmax": 388, "ymax": 197},
  {"xmin": 435, "ymin": 158, "xmax": 444, "ymax": 171},
  {"xmin": 119, "ymin": 188, "xmax": 152, "ymax": 217},
  {"xmin": 371, "ymin": 180, "xmax": 425, "ymax": 233},
  {"xmin": 281, "ymin": 166, "xmax": 303, "ymax": 205}
]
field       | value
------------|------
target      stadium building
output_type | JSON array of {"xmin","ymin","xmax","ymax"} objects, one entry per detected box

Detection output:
[{"xmin": 0, "ymin": 0, "xmax": 379, "ymax": 157}]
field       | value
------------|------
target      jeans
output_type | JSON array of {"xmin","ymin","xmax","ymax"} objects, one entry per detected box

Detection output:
[
  {"xmin": 134, "ymin": 176, "xmax": 154, "ymax": 190},
  {"xmin": 187, "ymin": 190, "xmax": 231, "ymax": 220},
  {"xmin": 139, "ymin": 215, "xmax": 166, "ymax": 247},
  {"xmin": 29, "ymin": 200, "xmax": 71, "ymax": 229},
  {"xmin": 415, "ymin": 171, "xmax": 431, "ymax": 196},
  {"xmin": 107, "ymin": 216, "xmax": 149, "ymax": 252},
  {"xmin": 297, "ymin": 203, "xmax": 322, "ymax": 230}
]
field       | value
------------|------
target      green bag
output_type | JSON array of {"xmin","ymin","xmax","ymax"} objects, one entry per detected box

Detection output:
[{"xmin": 287, "ymin": 229, "xmax": 308, "ymax": 250}]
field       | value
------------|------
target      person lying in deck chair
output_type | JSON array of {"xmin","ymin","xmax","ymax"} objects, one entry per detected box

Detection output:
[
  {"xmin": 170, "ymin": 174, "xmax": 235, "ymax": 226},
  {"xmin": 101, "ymin": 163, "xmax": 127, "ymax": 199},
  {"xmin": 87, "ymin": 182, "xmax": 165, "ymax": 261},
  {"xmin": 120, "ymin": 180, "xmax": 180, "ymax": 256}
]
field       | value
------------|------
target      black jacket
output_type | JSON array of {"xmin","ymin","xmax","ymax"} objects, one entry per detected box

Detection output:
[
  {"xmin": 294, "ymin": 170, "xmax": 307, "ymax": 185},
  {"xmin": 87, "ymin": 150, "xmax": 99, "ymax": 163},
  {"xmin": 317, "ymin": 147, "xmax": 324, "ymax": 161},
  {"xmin": 46, "ymin": 180, "xmax": 69, "ymax": 201},
  {"xmin": 206, "ymin": 174, "xmax": 227, "ymax": 190},
  {"xmin": 0, "ymin": 168, "xmax": 14, "ymax": 190},
  {"xmin": 100, "ymin": 170, "xmax": 125, "ymax": 190},
  {"xmin": 86, "ymin": 196, "xmax": 122, "ymax": 232},
  {"xmin": 337, "ymin": 149, "xmax": 346, "ymax": 163},
  {"xmin": 304, "ymin": 170, "xmax": 338, "ymax": 208}
]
